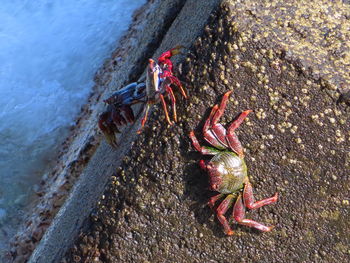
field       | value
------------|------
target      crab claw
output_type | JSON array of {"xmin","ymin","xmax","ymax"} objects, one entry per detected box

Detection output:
[
  {"xmin": 169, "ymin": 45, "xmax": 183, "ymax": 56},
  {"xmin": 98, "ymin": 111, "xmax": 119, "ymax": 147},
  {"xmin": 159, "ymin": 45, "xmax": 183, "ymax": 61},
  {"xmin": 157, "ymin": 45, "xmax": 184, "ymax": 73},
  {"xmin": 111, "ymin": 107, "xmax": 127, "ymax": 126}
]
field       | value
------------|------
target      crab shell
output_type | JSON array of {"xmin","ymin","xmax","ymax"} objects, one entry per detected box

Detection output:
[
  {"xmin": 207, "ymin": 152, "xmax": 248, "ymax": 194},
  {"xmin": 146, "ymin": 59, "xmax": 162, "ymax": 104}
]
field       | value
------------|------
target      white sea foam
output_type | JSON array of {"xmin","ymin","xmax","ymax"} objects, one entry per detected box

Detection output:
[{"xmin": 0, "ymin": 0, "xmax": 145, "ymax": 249}]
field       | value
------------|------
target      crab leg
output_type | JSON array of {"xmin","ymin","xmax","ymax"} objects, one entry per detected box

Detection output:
[
  {"xmin": 225, "ymin": 110, "xmax": 251, "ymax": 157},
  {"xmin": 203, "ymin": 105, "xmax": 227, "ymax": 149},
  {"xmin": 98, "ymin": 112, "xmax": 119, "ymax": 147},
  {"xmin": 243, "ymin": 181, "xmax": 278, "ymax": 210},
  {"xmin": 111, "ymin": 108, "xmax": 127, "ymax": 126},
  {"xmin": 165, "ymin": 86, "xmax": 177, "ymax": 122},
  {"xmin": 189, "ymin": 131, "xmax": 222, "ymax": 155},
  {"xmin": 211, "ymin": 91, "xmax": 232, "ymax": 124},
  {"xmin": 168, "ymin": 75, "xmax": 187, "ymax": 99},
  {"xmin": 120, "ymin": 105, "xmax": 135, "ymax": 123},
  {"xmin": 233, "ymin": 194, "xmax": 274, "ymax": 232},
  {"xmin": 208, "ymin": 193, "xmax": 225, "ymax": 208},
  {"xmin": 227, "ymin": 110, "xmax": 252, "ymax": 134},
  {"xmin": 159, "ymin": 94, "xmax": 173, "ymax": 125},
  {"xmin": 137, "ymin": 103, "xmax": 151, "ymax": 134},
  {"xmin": 210, "ymin": 91, "xmax": 231, "ymax": 147},
  {"xmin": 216, "ymin": 194, "xmax": 235, "ymax": 235}
]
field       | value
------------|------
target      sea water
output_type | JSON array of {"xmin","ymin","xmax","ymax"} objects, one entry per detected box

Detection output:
[{"xmin": 0, "ymin": 0, "xmax": 145, "ymax": 248}]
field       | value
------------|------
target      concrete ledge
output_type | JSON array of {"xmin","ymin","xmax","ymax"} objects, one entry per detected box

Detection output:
[
  {"xmin": 29, "ymin": 0, "xmax": 222, "ymax": 262},
  {"xmin": 61, "ymin": 0, "xmax": 350, "ymax": 262}
]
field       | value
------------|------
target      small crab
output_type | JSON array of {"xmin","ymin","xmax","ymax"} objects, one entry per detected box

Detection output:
[
  {"xmin": 98, "ymin": 81, "xmax": 146, "ymax": 147},
  {"xmin": 138, "ymin": 45, "xmax": 187, "ymax": 133},
  {"xmin": 189, "ymin": 91, "xmax": 278, "ymax": 235},
  {"xmin": 99, "ymin": 46, "xmax": 187, "ymax": 145}
]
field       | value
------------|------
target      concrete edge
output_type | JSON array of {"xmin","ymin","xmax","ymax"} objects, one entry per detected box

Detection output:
[{"xmin": 28, "ymin": 0, "xmax": 222, "ymax": 262}]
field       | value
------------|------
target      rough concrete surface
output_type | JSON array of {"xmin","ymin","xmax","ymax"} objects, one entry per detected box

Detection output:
[
  {"xmin": 27, "ymin": 0, "xmax": 221, "ymax": 262},
  {"xmin": 27, "ymin": 0, "xmax": 350, "ymax": 262},
  {"xmin": 8, "ymin": 1, "xmax": 191, "ymax": 262},
  {"xmin": 62, "ymin": 1, "xmax": 350, "ymax": 262}
]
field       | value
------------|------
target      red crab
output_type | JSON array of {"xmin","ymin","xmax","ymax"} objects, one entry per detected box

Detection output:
[
  {"xmin": 189, "ymin": 91, "xmax": 278, "ymax": 235},
  {"xmin": 138, "ymin": 45, "xmax": 187, "ymax": 133},
  {"xmin": 98, "ymin": 46, "xmax": 187, "ymax": 146}
]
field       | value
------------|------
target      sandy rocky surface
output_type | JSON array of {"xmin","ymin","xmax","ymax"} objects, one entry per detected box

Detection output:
[
  {"xmin": 10, "ymin": 0, "xmax": 350, "ymax": 262},
  {"xmin": 60, "ymin": 0, "xmax": 350, "ymax": 262}
]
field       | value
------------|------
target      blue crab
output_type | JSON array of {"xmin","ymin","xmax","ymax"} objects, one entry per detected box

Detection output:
[
  {"xmin": 98, "ymin": 81, "xmax": 146, "ymax": 147},
  {"xmin": 99, "ymin": 46, "xmax": 188, "ymax": 146}
]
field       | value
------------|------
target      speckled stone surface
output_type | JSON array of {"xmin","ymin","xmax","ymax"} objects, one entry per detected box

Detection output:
[
  {"xmin": 62, "ymin": 0, "xmax": 350, "ymax": 262},
  {"xmin": 226, "ymin": 0, "xmax": 350, "ymax": 95}
]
